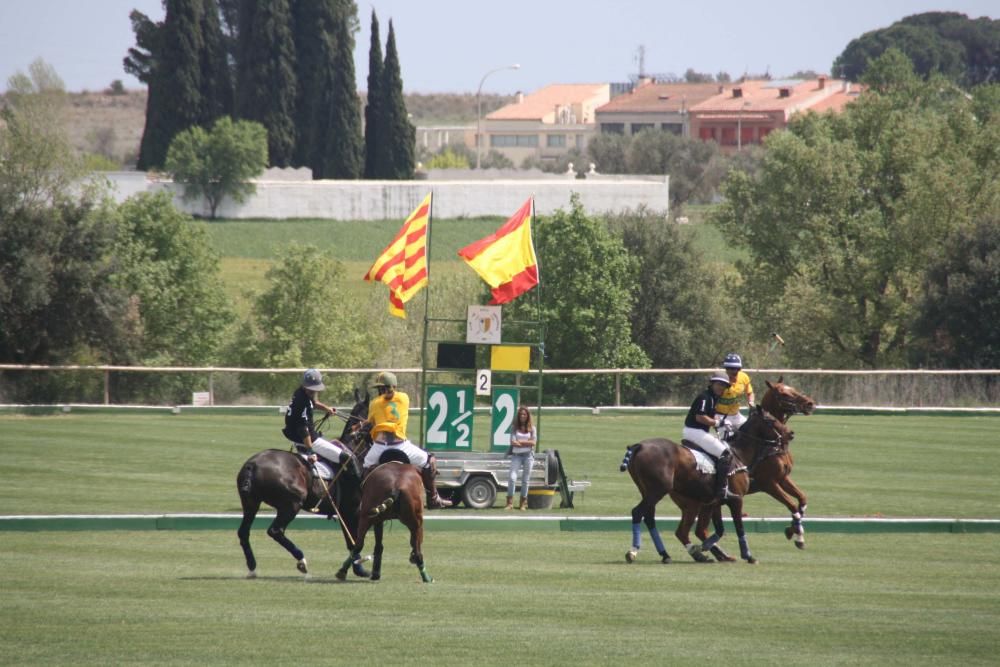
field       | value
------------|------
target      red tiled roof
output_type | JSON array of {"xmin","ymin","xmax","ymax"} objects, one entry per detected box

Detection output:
[
  {"xmin": 689, "ymin": 78, "xmax": 858, "ymax": 117},
  {"xmin": 487, "ymin": 83, "xmax": 610, "ymax": 121},
  {"xmin": 596, "ymin": 82, "xmax": 721, "ymax": 114}
]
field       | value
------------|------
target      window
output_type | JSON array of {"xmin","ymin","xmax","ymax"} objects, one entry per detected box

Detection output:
[
  {"xmin": 546, "ymin": 134, "xmax": 566, "ymax": 148},
  {"xmin": 720, "ymin": 127, "xmax": 736, "ymax": 145},
  {"xmin": 698, "ymin": 127, "xmax": 717, "ymax": 141},
  {"xmin": 630, "ymin": 123, "xmax": 654, "ymax": 135},
  {"xmin": 491, "ymin": 135, "xmax": 538, "ymax": 147},
  {"xmin": 660, "ymin": 123, "xmax": 682, "ymax": 135},
  {"xmin": 601, "ymin": 123, "xmax": 625, "ymax": 135}
]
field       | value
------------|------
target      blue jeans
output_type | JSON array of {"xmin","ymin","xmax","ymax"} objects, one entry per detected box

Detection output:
[{"xmin": 508, "ymin": 451, "xmax": 534, "ymax": 499}]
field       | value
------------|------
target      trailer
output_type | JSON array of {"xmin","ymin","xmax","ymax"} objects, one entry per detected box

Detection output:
[{"xmin": 432, "ymin": 449, "xmax": 590, "ymax": 510}]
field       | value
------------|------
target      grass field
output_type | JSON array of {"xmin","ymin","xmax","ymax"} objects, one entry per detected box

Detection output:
[{"xmin": 3, "ymin": 411, "xmax": 998, "ymax": 665}]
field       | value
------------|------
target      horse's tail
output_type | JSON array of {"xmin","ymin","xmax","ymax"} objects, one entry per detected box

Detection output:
[
  {"xmin": 619, "ymin": 443, "xmax": 641, "ymax": 472},
  {"xmin": 237, "ymin": 460, "xmax": 256, "ymax": 495}
]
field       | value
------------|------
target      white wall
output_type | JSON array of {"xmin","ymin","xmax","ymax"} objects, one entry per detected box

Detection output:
[{"xmin": 106, "ymin": 174, "xmax": 670, "ymax": 220}]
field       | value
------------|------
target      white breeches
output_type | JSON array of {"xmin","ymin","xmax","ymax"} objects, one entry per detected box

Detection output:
[
  {"xmin": 310, "ymin": 437, "xmax": 346, "ymax": 462},
  {"xmin": 682, "ymin": 427, "xmax": 729, "ymax": 458},
  {"xmin": 363, "ymin": 438, "xmax": 429, "ymax": 468}
]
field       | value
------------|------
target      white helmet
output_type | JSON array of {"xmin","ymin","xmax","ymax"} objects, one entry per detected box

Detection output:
[{"xmin": 723, "ymin": 353, "xmax": 743, "ymax": 369}]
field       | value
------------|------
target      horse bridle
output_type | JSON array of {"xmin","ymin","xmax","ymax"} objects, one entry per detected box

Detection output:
[{"xmin": 739, "ymin": 411, "xmax": 787, "ymax": 449}]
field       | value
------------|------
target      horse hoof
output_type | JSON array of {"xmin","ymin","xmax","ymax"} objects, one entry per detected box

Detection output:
[
  {"xmin": 784, "ymin": 527, "xmax": 794, "ymax": 540},
  {"xmin": 353, "ymin": 563, "xmax": 372, "ymax": 578},
  {"xmin": 335, "ymin": 569, "xmax": 348, "ymax": 581},
  {"xmin": 246, "ymin": 570, "xmax": 257, "ymax": 579},
  {"xmin": 715, "ymin": 554, "xmax": 737, "ymax": 563},
  {"xmin": 795, "ymin": 541, "xmax": 806, "ymax": 550},
  {"xmin": 296, "ymin": 559, "xmax": 308, "ymax": 574},
  {"xmin": 625, "ymin": 549, "xmax": 638, "ymax": 563},
  {"xmin": 660, "ymin": 554, "xmax": 672, "ymax": 564},
  {"xmin": 370, "ymin": 573, "xmax": 381, "ymax": 582},
  {"xmin": 745, "ymin": 556, "xmax": 758, "ymax": 565}
]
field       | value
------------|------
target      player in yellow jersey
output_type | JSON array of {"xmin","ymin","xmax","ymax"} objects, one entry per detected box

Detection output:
[
  {"xmin": 362, "ymin": 371, "xmax": 452, "ymax": 509},
  {"xmin": 716, "ymin": 352, "xmax": 755, "ymax": 442}
]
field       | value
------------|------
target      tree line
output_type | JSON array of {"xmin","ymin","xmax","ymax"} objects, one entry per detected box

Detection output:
[
  {"xmin": 2, "ymin": 45, "xmax": 998, "ymax": 405},
  {"xmin": 125, "ymin": 0, "xmax": 413, "ymax": 179}
]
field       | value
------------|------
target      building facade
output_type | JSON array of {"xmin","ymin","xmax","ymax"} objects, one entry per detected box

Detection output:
[
  {"xmin": 594, "ymin": 81, "xmax": 720, "ymax": 137},
  {"xmin": 688, "ymin": 77, "xmax": 859, "ymax": 152},
  {"xmin": 482, "ymin": 83, "xmax": 611, "ymax": 166}
]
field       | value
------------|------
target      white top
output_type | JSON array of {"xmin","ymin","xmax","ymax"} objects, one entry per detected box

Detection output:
[{"xmin": 510, "ymin": 426, "xmax": 536, "ymax": 455}]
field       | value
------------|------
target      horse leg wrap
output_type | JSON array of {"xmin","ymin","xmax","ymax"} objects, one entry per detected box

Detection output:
[
  {"xmin": 631, "ymin": 523, "xmax": 642, "ymax": 551},
  {"xmin": 648, "ymin": 526, "xmax": 666, "ymax": 555},
  {"xmin": 702, "ymin": 533, "xmax": 721, "ymax": 551}
]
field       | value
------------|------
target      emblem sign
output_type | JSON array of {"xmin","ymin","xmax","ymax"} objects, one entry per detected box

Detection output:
[{"xmin": 466, "ymin": 305, "xmax": 502, "ymax": 344}]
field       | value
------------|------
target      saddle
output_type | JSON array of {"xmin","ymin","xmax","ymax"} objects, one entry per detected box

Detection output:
[{"xmin": 680, "ymin": 441, "xmax": 717, "ymax": 475}]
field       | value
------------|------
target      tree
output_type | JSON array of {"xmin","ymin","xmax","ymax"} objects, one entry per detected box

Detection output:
[
  {"xmin": 235, "ymin": 0, "xmax": 297, "ymax": 166},
  {"xmin": 832, "ymin": 12, "xmax": 1000, "ymax": 87},
  {"xmin": 375, "ymin": 20, "xmax": 415, "ymax": 179},
  {"xmin": 230, "ymin": 243, "xmax": 368, "ymax": 400},
  {"xmin": 164, "ymin": 116, "xmax": 268, "ymax": 219},
  {"xmin": 125, "ymin": 0, "xmax": 233, "ymax": 170},
  {"xmin": 315, "ymin": 0, "xmax": 363, "ymax": 178},
  {"xmin": 607, "ymin": 207, "xmax": 735, "ymax": 403},
  {"xmin": 363, "ymin": 10, "xmax": 383, "ymax": 178},
  {"xmin": 127, "ymin": 0, "xmax": 204, "ymax": 170},
  {"xmin": 713, "ymin": 51, "xmax": 1000, "ymax": 368},
  {"xmin": 912, "ymin": 215, "xmax": 1000, "ymax": 368},
  {"xmin": 586, "ymin": 133, "xmax": 629, "ymax": 174},
  {"xmin": 0, "ymin": 60, "xmax": 80, "ymax": 212},
  {"xmin": 506, "ymin": 196, "xmax": 649, "ymax": 405}
]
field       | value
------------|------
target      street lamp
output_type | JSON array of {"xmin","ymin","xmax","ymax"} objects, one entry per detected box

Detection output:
[{"xmin": 476, "ymin": 63, "xmax": 520, "ymax": 169}]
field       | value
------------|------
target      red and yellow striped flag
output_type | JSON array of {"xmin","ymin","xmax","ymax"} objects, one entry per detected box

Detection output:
[
  {"xmin": 363, "ymin": 193, "xmax": 431, "ymax": 318},
  {"xmin": 458, "ymin": 197, "xmax": 539, "ymax": 304}
]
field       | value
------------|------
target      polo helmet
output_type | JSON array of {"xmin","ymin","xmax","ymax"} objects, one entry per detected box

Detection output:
[
  {"xmin": 373, "ymin": 371, "xmax": 397, "ymax": 388},
  {"xmin": 723, "ymin": 353, "xmax": 743, "ymax": 369},
  {"xmin": 302, "ymin": 368, "xmax": 325, "ymax": 391}
]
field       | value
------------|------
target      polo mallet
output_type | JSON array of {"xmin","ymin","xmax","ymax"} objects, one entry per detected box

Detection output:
[{"xmin": 759, "ymin": 332, "xmax": 785, "ymax": 369}]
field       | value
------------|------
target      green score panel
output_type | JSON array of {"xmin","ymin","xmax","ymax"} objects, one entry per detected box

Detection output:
[
  {"xmin": 424, "ymin": 385, "xmax": 474, "ymax": 450},
  {"xmin": 490, "ymin": 388, "xmax": 519, "ymax": 452}
]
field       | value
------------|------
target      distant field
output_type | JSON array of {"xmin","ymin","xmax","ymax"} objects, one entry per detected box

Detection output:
[{"xmin": 203, "ymin": 213, "xmax": 733, "ymax": 310}]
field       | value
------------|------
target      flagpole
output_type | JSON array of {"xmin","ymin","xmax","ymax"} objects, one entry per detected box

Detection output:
[
  {"xmin": 530, "ymin": 196, "xmax": 544, "ymax": 444},
  {"xmin": 418, "ymin": 191, "xmax": 433, "ymax": 445}
]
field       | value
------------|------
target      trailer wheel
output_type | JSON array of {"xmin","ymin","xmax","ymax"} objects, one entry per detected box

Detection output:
[{"xmin": 461, "ymin": 476, "xmax": 497, "ymax": 509}]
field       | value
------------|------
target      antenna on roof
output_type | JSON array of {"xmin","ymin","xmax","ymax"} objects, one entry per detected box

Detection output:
[{"xmin": 634, "ymin": 45, "xmax": 646, "ymax": 78}]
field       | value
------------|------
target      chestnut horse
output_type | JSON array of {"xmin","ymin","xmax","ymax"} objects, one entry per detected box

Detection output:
[
  {"xmin": 236, "ymin": 390, "xmax": 372, "ymax": 578},
  {"xmin": 621, "ymin": 407, "xmax": 793, "ymax": 564},
  {"xmin": 336, "ymin": 455, "xmax": 431, "ymax": 583},
  {"xmin": 742, "ymin": 377, "xmax": 816, "ymax": 548}
]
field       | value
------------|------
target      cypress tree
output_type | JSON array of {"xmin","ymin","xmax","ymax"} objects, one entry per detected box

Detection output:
[
  {"xmin": 379, "ymin": 20, "xmax": 415, "ymax": 180},
  {"xmin": 314, "ymin": 0, "xmax": 363, "ymax": 178},
  {"xmin": 198, "ymin": 0, "xmax": 233, "ymax": 124},
  {"xmin": 291, "ymin": 0, "xmax": 332, "ymax": 168},
  {"xmin": 235, "ymin": 0, "xmax": 297, "ymax": 167},
  {"xmin": 130, "ymin": 0, "xmax": 204, "ymax": 170},
  {"xmin": 363, "ymin": 10, "xmax": 383, "ymax": 178}
]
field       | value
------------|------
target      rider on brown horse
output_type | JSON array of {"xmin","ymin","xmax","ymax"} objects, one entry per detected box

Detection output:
[
  {"xmin": 360, "ymin": 371, "xmax": 452, "ymax": 509},
  {"xmin": 282, "ymin": 369, "xmax": 352, "ymax": 470},
  {"xmin": 682, "ymin": 375, "xmax": 737, "ymax": 502}
]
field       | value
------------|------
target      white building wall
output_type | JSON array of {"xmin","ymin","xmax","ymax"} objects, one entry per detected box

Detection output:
[{"xmin": 107, "ymin": 174, "xmax": 669, "ymax": 220}]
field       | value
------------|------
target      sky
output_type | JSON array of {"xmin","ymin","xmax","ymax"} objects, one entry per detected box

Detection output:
[{"xmin": 0, "ymin": 0, "xmax": 996, "ymax": 95}]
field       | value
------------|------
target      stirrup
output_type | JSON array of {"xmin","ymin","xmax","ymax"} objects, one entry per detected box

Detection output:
[{"xmin": 368, "ymin": 497, "xmax": 394, "ymax": 518}]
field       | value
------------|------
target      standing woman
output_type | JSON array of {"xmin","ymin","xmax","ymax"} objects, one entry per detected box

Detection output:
[{"xmin": 505, "ymin": 406, "xmax": 537, "ymax": 510}]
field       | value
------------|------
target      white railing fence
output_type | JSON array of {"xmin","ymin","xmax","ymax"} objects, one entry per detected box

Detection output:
[{"xmin": 1, "ymin": 365, "xmax": 998, "ymax": 409}]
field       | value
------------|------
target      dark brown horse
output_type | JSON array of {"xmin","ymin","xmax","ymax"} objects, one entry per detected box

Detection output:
[
  {"xmin": 335, "ymin": 456, "xmax": 431, "ymax": 583},
  {"xmin": 621, "ymin": 407, "xmax": 793, "ymax": 564},
  {"xmin": 746, "ymin": 377, "xmax": 816, "ymax": 548},
  {"xmin": 236, "ymin": 390, "xmax": 372, "ymax": 578}
]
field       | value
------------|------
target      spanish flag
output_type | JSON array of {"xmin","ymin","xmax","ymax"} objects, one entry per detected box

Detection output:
[
  {"xmin": 363, "ymin": 193, "xmax": 431, "ymax": 318},
  {"xmin": 458, "ymin": 197, "xmax": 539, "ymax": 305}
]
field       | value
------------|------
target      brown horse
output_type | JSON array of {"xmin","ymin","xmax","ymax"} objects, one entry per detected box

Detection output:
[
  {"xmin": 744, "ymin": 377, "xmax": 816, "ymax": 549},
  {"xmin": 621, "ymin": 407, "xmax": 793, "ymax": 564},
  {"xmin": 336, "ymin": 456, "xmax": 431, "ymax": 583},
  {"xmin": 236, "ymin": 390, "xmax": 372, "ymax": 578}
]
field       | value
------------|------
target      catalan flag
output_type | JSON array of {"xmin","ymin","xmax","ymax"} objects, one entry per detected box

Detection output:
[
  {"xmin": 363, "ymin": 193, "xmax": 431, "ymax": 318},
  {"xmin": 458, "ymin": 197, "xmax": 539, "ymax": 305}
]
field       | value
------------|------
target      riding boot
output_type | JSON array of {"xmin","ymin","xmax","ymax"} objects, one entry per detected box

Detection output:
[
  {"xmin": 714, "ymin": 449, "xmax": 734, "ymax": 502},
  {"xmin": 421, "ymin": 463, "xmax": 452, "ymax": 509}
]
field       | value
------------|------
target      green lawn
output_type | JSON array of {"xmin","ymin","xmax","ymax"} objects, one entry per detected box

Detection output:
[{"xmin": 2, "ymin": 411, "xmax": 998, "ymax": 665}]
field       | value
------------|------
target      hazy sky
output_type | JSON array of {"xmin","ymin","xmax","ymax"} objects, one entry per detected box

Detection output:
[{"xmin": 0, "ymin": 0, "xmax": 996, "ymax": 94}]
